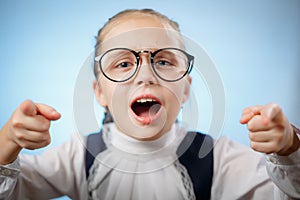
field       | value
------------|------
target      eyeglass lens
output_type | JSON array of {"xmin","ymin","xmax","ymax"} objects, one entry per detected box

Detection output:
[{"xmin": 100, "ymin": 48, "xmax": 190, "ymax": 82}]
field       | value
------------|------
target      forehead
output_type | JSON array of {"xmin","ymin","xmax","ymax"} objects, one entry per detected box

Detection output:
[{"xmin": 99, "ymin": 15, "xmax": 184, "ymax": 53}]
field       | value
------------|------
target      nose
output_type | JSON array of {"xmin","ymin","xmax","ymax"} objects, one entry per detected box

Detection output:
[{"xmin": 134, "ymin": 55, "xmax": 158, "ymax": 85}]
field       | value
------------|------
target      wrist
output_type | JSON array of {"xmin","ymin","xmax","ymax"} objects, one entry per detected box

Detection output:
[
  {"xmin": 0, "ymin": 122, "xmax": 22, "ymax": 165},
  {"xmin": 277, "ymin": 124, "xmax": 300, "ymax": 156}
]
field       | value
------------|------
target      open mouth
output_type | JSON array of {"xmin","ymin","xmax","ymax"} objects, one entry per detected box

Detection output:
[{"xmin": 130, "ymin": 96, "xmax": 162, "ymax": 124}]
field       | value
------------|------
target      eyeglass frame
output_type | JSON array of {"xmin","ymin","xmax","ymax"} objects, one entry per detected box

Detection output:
[{"xmin": 94, "ymin": 47, "xmax": 195, "ymax": 83}]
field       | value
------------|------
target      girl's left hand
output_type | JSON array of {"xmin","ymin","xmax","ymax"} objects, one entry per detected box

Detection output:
[{"xmin": 240, "ymin": 103, "xmax": 299, "ymax": 156}]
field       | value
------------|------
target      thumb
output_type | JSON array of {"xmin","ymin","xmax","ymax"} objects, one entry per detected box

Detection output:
[
  {"xmin": 20, "ymin": 100, "xmax": 61, "ymax": 121},
  {"xmin": 261, "ymin": 103, "xmax": 282, "ymax": 125}
]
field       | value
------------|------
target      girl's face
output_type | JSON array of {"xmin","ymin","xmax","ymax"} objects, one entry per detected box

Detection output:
[{"xmin": 94, "ymin": 14, "xmax": 192, "ymax": 140}]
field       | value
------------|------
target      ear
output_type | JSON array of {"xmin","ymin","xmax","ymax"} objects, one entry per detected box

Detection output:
[
  {"xmin": 182, "ymin": 76, "xmax": 192, "ymax": 104},
  {"xmin": 93, "ymin": 80, "xmax": 108, "ymax": 107}
]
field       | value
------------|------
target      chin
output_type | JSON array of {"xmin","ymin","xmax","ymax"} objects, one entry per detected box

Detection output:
[
  {"xmin": 113, "ymin": 109, "xmax": 170, "ymax": 141},
  {"xmin": 116, "ymin": 120, "xmax": 165, "ymax": 141}
]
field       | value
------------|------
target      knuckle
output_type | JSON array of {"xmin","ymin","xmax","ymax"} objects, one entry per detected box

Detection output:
[
  {"xmin": 11, "ymin": 118, "xmax": 23, "ymax": 129},
  {"xmin": 40, "ymin": 120, "xmax": 50, "ymax": 131},
  {"xmin": 248, "ymin": 132, "xmax": 256, "ymax": 141},
  {"xmin": 250, "ymin": 142, "xmax": 258, "ymax": 151},
  {"xmin": 15, "ymin": 131, "xmax": 25, "ymax": 141},
  {"xmin": 40, "ymin": 132, "xmax": 51, "ymax": 146},
  {"xmin": 247, "ymin": 115, "xmax": 262, "ymax": 132},
  {"xmin": 247, "ymin": 122, "xmax": 255, "ymax": 132}
]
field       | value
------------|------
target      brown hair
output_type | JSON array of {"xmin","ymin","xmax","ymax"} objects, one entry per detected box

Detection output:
[{"xmin": 93, "ymin": 8, "xmax": 181, "ymax": 78}]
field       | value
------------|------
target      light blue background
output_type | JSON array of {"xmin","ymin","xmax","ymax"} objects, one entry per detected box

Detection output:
[{"xmin": 0, "ymin": 0, "xmax": 299, "ymax": 199}]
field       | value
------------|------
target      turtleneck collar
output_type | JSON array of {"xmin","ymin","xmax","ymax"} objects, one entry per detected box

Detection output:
[{"xmin": 108, "ymin": 123, "xmax": 177, "ymax": 154}]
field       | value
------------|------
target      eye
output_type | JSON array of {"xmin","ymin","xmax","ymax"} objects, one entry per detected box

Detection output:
[
  {"xmin": 117, "ymin": 62, "xmax": 134, "ymax": 68},
  {"xmin": 113, "ymin": 57, "xmax": 136, "ymax": 70},
  {"xmin": 156, "ymin": 60, "xmax": 172, "ymax": 66}
]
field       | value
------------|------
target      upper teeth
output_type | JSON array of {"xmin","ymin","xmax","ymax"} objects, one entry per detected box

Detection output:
[{"xmin": 137, "ymin": 98, "xmax": 156, "ymax": 103}]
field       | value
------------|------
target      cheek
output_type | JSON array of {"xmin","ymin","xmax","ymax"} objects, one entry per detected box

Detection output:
[
  {"xmin": 162, "ymin": 81, "xmax": 187, "ymax": 106},
  {"xmin": 161, "ymin": 83, "xmax": 186, "ymax": 122},
  {"xmin": 104, "ymin": 84, "xmax": 130, "ymax": 116}
]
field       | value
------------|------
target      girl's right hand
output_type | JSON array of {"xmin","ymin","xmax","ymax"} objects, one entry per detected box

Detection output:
[{"xmin": 0, "ymin": 100, "xmax": 61, "ymax": 165}]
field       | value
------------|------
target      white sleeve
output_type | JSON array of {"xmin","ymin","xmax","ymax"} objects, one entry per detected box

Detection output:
[
  {"xmin": 0, "ymin": 159, "xmax": 20, "ymax": 200},
  {"xmin": 266, "ymin": 149, "xmax": 300, "ymax": 199},
  {"xmin": 211, "ymin": 136, "xmax": 274, "ymax": 200},
  {"xmin": 0, "ymin": 134, "xmax": 88, "ymax": 200},
  {"xmin": 212, "ymin": 136, "xmax": 300, "ymax": 200}
]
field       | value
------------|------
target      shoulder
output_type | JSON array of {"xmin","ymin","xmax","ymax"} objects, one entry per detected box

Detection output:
[
  {"xmin": 213, "ymin": 136, "xmax": 265, "ymax": 172},
  {"xmin": 177, "ymin": 131, "xmax": 214, "ymax": 160},
  {"xmin": 180, "ymin": 131, "xmax": 214, "ymax": 150},
  {"xmin": 213, "ymin": 136, "xmax": 255, "ymax": 155},
  {"xmin": 180, "ymin": 131, "xmax": 213, "ymax": 146}
]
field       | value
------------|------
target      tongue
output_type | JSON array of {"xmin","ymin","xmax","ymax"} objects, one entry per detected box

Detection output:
[{"xmin": 134, "ymin": 103, "xmax": 161, "ymax": 117}]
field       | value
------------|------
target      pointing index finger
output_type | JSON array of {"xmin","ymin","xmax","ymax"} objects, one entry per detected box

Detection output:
[
  {"xmin": 20, "ymin": 100, "xmax": 61, "ymax": 121},
  {"xmin": 35, "ymin": 103, "xmax": 61, "ymax": 121},
  {"xmin": 240, "ymin": 105, "xmax": 263, "ymax": 124}
]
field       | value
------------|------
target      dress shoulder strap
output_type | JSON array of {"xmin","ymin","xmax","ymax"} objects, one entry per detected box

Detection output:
[
  {"xmin": 85, "ymin": 130, "xmax": 107, "ymax": 178},
  {"xmin": 177, "ymin": 131, "xmax": 214, "ymax": 200}
]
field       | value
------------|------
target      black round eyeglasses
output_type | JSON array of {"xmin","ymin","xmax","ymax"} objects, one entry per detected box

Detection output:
[{"xmin": 95, "ymin": 47, "xmax": 194, "ymax": 82}]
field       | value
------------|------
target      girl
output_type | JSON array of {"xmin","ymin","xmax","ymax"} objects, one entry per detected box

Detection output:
[{"xmin": 0, "ymin": 9, "xmax": 299, "ymax": 200}]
